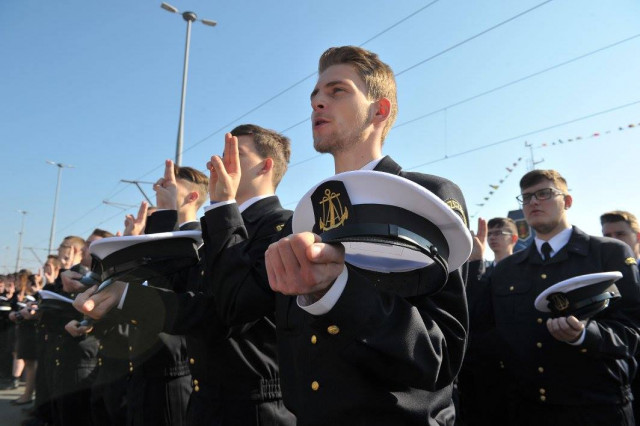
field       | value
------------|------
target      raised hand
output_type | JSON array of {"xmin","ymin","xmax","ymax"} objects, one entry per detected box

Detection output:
[
  {"xmin": 265, "ymin": 232, "xmax": 345, "ymax": 300},
  {"xmin": 207, "ymin": 133, "xmax": 241, "ymax": 202},
  {"xmin": 154, "ymin": 159, "xmax": 178, "ymax": 209},
  {"xmin": 469, "ymin": 217, "xmax": 487, "ymax": 261},
  {"xmin": 123, "ymin": 201, "xmax": 149, "ymax": 236}
]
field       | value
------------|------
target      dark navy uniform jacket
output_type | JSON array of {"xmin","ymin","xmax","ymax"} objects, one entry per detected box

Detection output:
[
  {"xmin": 204, "ymin": 156, "xmax": 470, "ymax": 426},
  {"xmin": 121, "ymin": 196, "xmax": 296, "ymax": 425},
  {"xmin": 473, "ymin": 226, "xmax": 640, "ymax": 406}
]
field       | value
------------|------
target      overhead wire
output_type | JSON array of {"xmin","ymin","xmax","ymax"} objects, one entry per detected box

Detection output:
[{"xmin": 46, "ymin": 1, "xmax": 446, "ymax": 238}]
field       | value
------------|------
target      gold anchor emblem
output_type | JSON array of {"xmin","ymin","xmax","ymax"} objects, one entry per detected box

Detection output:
[
  {"xmin": 318, "ymin": 188, "xmax": 349, "ymax": 231},
  {"xmin": 548, "ymin": 293, "xmax": 570, "ymax": 312}
]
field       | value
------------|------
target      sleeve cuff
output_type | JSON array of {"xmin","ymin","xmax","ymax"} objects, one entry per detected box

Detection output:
[
  {"xmin": 567, "ymin": 328, "xmax": 586, "ymax": 346},
  {"xmin": 204, "ymin": 200, "xmax": 236, "ymax": 213},
  {"xmin": 297, "ymin": 266, "xmax": 348, "ymax": 315}
]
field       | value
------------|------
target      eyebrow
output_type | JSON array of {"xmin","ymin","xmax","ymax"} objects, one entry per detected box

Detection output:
[{"xmin": 310, "ymin": 80, "xmax": 347, "ymax": 99}]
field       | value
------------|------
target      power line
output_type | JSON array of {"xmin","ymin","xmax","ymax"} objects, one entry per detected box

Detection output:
[
  {"xmin": 395, "ymin": 0, "xmax": 552, "ymax": 77},
  {"xmin": 45, "ymin": 1, "xmax": 445, "ymax": 238},
  {"xmin": 405, "ymin": 99, "xmax": 640, "ymax": 171},
  {"xmin": 269, "ymin": 0, "xmax": 556, "ymax": 140},
  {"xmin": 282, "ymin": 32, "xmax": 640, "ymax": 170},
  {"xmin": 393, "ymin": 32, "xmax": 640, "ymax": 130}
]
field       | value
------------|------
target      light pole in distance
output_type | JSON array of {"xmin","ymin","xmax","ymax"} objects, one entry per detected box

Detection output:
[
  {"xmin": 46, "ymin": 161, "xmax": 74, "ymax": 254},
  {"xmin": 161, "ymin": 2, "xmax": 217, "ymax": 166}
]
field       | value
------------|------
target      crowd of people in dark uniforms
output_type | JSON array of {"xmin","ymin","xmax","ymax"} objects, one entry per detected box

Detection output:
[{"xmin": 1, "ymin": 46, "xmax": 639, "ymax": 426}]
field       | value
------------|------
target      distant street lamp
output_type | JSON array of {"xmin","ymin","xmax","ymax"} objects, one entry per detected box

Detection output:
[
  {"xmin": 46, "ymin": 161, "xmax": 74, "ymax": 254},
  {"xmin": 161, "ymin": 2, "xmax": 217, "ymax": 166},
  {"xmin": 15, "ymin": 210, "xmax": 27, "ymax": 271}
]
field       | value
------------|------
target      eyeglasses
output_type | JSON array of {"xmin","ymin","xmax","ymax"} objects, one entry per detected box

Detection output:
[
  {"xmin": 487, "ymin": 230, "xmax": 512, "ymax": 238},
  {"xmin": 516, "ymin": 188, "xmax": 564, "ymax": 205}
]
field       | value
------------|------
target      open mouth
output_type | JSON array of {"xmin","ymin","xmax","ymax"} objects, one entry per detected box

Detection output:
[{"xmin": 313, "ymin": 117, "xmax": 330, "ymax": 128}]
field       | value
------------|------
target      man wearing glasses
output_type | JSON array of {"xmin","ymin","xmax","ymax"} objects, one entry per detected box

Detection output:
[{"xmin": 470, "ymin": 169, "xmax": 640, "ymax": 425}]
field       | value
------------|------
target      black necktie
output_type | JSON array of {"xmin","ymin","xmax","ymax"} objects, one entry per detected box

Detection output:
[{"xmin": 541, "ymin": 242, "xmax": 552, "ymax": 262}]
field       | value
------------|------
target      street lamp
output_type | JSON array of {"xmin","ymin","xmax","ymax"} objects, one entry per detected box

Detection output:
[
  {"xmin": 15, "ymin": 210, "xmax": 27, "ymax": 271},
  {"xmin": 161, "ymin": 2, "xmax": 217, "ymax": 166},
  {"xmin": 46, "ymin": 161, "xmax": 74, "ymax": 254}
]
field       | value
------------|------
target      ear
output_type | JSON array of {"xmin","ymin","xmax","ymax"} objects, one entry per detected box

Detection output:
[
  {"xmin": 371, "ymin": 98, "xmax": 391, "ymax": 124},
  {"xmin": 510, "ymin": 233, "xmax": 519, "ymax": 245},
  {"xmin": 563, "ymin": 194, "xmax": 573, "ymax": 209},
  {"xmin": 260, "ymin": 157, "xmax": 274, "ymax": 175},
  {"xmin": 187, "ymin": 191, "xmax": 199, "ymax": 204}
]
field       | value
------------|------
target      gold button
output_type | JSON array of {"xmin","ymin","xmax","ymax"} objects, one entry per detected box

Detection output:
[
  {"xmin": 189, "ymin": 358, "xmax": 195, "ymax": 365},
  {"xmin": 537, "ymin": 318, "xmax": 543, "ymax": 324},
  {"xmin": 541, "ymin": 274, "xmax": 547, "ymax": 279},
  {"xmin": 499, "ymin": 361, "xmax": 504, "ymax": 369},
  {"xmin": 327, "ymin": 325, "xmax": 340, "ymax": 335},
  {"xmin": 98, "ymin": 360, "xmax": 103, "ymax": 366},
  {"xmin": 311, "ymin": 381, "xmax": 319, "ymax": 391},
  {"xmin": 509, "ymin": 286, "xmax": 514, "ymax": 291},
  {"xmin": 200, "ymin": 271, "xmax": 204, "ymax": 276},
  {"xmin": 193, "ymin": 379, "xmax": 199, "ymax": 385},
  {"xmin": 129, "ymin": 362, "xmax": 133, "ymax": 367},
  {"xmin": 131, "ymin": 319, "xmax": 138, "ymax": 325},
  {"xmin": 536, "ymin": 342, "xmax": 542, "ymax": 348},
  {"xmin": 194, "ymin": 385, "xmax": 200, "ymax": 392},
  {"xmin": 129, "ymin": 346, "xmax": 133, "ymax": 352},
  {"xmin": 129, "ymin": 367, "xmax": 134, "ymax": 372},
  {"xmin": 311, "ymin": 335, "xmax": 317, "ymax": 344},
  {"xmin": 539, "ymin": 388, "xmax": 546, "ymax": 394},
  {"xmin": 56, "ymin": 347, "xmax": 60, "ymax": 351},
  {"xmin": 99, "ymin": 345, "xmax": 103, "ymax": 350},
  {"xmin": 538, "ymin": 367, "xmax": 544, "ymax": 373},
  {"xmin": 580, "ymin": 348, "xmax": 588, "ymax": 353},
  {"xmin": 540, "ymin": 395, "xmax": 546, "ymax": 402}
]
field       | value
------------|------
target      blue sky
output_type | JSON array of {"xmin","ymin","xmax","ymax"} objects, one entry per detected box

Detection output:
[{"xmin": 2, "ymin": 0, "xmax": 639, "ymax": 271}]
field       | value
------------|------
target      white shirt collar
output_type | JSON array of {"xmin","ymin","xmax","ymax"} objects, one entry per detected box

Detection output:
[
  {"xmin": 238, "ymin": 194, "xmax": 274, "ymax": 213},
  {"xmin": 534, "ymin": 226, "xmax": 572, "ymax": 259},
  {"xmin": 360, "ymin": 157, "xmax": 384, "ymax": 171}
]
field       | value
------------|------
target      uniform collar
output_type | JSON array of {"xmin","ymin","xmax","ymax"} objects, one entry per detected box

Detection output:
[
  {"xmin": 241, "ymin": 195, "xmax": 281, "ymax": 223},
  {"xmin": 534, "ymin": 226, "xmax": 572, "ymax": 259},
  {"xmin": 515, "ymin": 226, "xmax": 590, "ymax": 264}
]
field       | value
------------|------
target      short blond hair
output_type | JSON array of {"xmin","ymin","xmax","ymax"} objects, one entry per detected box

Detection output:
[{"xmin": 600, "ymin": 210, "xmax": 640, "ymax": 233}]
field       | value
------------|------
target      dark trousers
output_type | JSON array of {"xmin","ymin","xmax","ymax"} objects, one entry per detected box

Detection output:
[
  {"xmin": 128, "ymin": 373, "xmax": 191, "ymax": 426},
  {"xmin": 507, "ymin": 395, "xmax": 635, "ymax": 426},
  {"xmin": 91, "ymin": 376, "xmax": 128, "ymax": 426},
  {"xmin": 186, "ymin": 387, "xmax": 295, "ymax": 426}
]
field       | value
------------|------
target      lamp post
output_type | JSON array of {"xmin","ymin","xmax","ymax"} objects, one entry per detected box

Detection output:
[
  {"xmin": 46, "ymin": 161, "xmax": 74, "ymax": 254},
  {"xmin": 15, "ymin": 210, "xmax": 27, "ymax": 271},
  {"xmin": 161, "ymin": 2, "xmax": 216, "ymax": 166}
]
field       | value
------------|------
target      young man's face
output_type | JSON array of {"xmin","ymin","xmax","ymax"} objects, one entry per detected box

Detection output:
[
  {"xmin": 521, "ymin": 180, "xmax": 569, "ymax": 235},
  {"xmin": 82, "ymin": 234, "xmax": 103, "ymax": 267},
  {"xmin": 310, "ymin": 64, "xmax": 374, "ymax": 154},
  {"xmin": 602, "ymin": 221, "xmax": 640, "ymax": 257},
  {"xmin": 487, "ymin": 226, "xmax": 515, "ymax": 254},
  {"xmin": 58, "ymin": 240, "xmax": 76, "ymax": 269}
]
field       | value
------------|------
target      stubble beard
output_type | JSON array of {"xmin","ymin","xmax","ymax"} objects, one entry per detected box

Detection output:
[
  {"xmin": 530, "ymin": 219, "xmax": 560, "ymax": 236},
  {"xmin": 313, "ymin": 110, "xmax": 371, "ymax": 155}
]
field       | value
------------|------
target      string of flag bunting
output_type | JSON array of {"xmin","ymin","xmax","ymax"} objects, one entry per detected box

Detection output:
[{"xmin": 470, "ymin": 121, "xmax": 639, "ymax": 219}]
